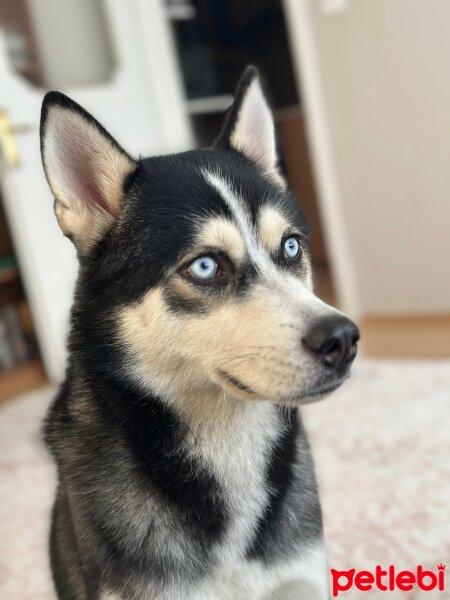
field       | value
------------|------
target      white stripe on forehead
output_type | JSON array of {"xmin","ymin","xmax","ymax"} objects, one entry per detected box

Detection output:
[
  {"xmin": 202, "ymin": 169, "xmax": 265, "ymax": 268},
  {"xmin": 202, "ymin": 169, "xmax": 315, "ymax": 298}
]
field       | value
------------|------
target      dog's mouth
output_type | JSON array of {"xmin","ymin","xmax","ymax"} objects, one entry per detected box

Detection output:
[
  {"xmin": 304, "ymin": 381, "xmax": 342, "ymax": 398},
  {"xmin": 216, "ymin": 369, "xmax": 259, "ymax": 398},
  {"xmin": 296, "ymin": 377, "xmax": 349, "ymax": 403},
  {"xmin": 273, "ymin": 377, "xmax": 348, "ymax": 405},
  {"xmin": 215, "ymin": 370, "xmax": 348, "ymax": 403}
]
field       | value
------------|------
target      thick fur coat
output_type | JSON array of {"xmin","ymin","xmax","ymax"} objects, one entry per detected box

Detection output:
[{"xmin": 40, "ymin": 67, "xmax": 358, "ymax": 599}]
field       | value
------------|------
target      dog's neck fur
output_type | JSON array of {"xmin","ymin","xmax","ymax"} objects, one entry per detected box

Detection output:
[
  {"xmin": 77, "ymin": 355, "xmax": 289, "ymax": 460},
  {"xmin": 70, "ymin": 304, "xmax": 291, "ymax": 461},
  {"xmin": 63, "ymin": 280, "xmax": 302, "ymax": 572},
  {"xmin": 72, "ymin": 354, "xmax": 295, "ymax": 517},
  {"xmin": 171, "ymin": 387, "xmax": 287, "ymax": 479},
  {"xmin": 157, "ymin": 385, "xmax": 278, "ymax": 439}
]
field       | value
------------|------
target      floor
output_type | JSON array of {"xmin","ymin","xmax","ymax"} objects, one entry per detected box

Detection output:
[
  {"xmin": 0, "ymin": 359, "xmax": 449, "ymax": 599},
  {"xmin": 0, "ymin": 359, "xmax": 47, "ymax": 404}
]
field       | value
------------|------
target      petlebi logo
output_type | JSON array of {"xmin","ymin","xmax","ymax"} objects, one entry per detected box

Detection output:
[{"xmin": 330, "ymin": 564, "xmax": 446, "ymax": 597}]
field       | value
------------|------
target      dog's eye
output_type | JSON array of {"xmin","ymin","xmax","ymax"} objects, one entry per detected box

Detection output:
[
  {"xmin": 283, "ymin": 237, "xmax": 300, "ymax": 259},
  {"xmin": 188, "ymin": 256, "xmax": 218, "ymax": 280}
]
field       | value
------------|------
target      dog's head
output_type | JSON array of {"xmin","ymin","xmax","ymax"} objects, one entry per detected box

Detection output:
[{"xmin": 40, "ymin": 67, "xmax": 359, "ymax": 405}]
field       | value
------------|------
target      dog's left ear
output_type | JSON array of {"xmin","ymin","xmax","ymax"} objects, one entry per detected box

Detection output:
[
  {"xmin": 40, "ymin": 92, "xmax": 137, "ymax": 254},
  {"xmin": 216, "ymin": 66, "xmax": 282, "ymax": 184}
]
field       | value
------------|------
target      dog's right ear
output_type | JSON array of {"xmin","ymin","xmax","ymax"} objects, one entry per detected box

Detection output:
[
  {"xmin": 40, "ymin": 92, "xmax": 137, "ymax": 254},
  {"xmin": 215, "ymin": 66, "xmax": 283, "ymax": 186}
]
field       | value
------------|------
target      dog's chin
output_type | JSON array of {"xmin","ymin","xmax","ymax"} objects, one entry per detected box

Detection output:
[
  {"xmin": 262, "ymin": 377, "xmax": 349, "ymax": 406},
  {"xmin": 291, "ymin": 381, "xmax": 344, "ymax": 405},
  {"xmin": 214, "ymin": 369, "xmax": 347, "ymax": 405}
]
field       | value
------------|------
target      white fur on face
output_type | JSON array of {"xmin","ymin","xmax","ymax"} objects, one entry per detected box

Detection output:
[
  {"xmin": 119, "ymin": 170, "xmax": 341, "ymax": 408},
  {"xmin": 202, "ymin": 170, "xmax": 265, "ymax": 268},
  {"xmin": 202, "ymin": 170, "xmax": 304, "ymax": 286}
]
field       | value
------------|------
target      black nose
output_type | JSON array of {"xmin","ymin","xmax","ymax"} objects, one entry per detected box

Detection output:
[{"xmin": 303, "ymin": 315, "xmax": 360, "ymax": 372}]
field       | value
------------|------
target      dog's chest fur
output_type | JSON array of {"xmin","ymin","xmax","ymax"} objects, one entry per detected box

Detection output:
[
  {"xmin": 183, "ymin": 398, "xmax": 282, "ymax": 560},
  {"xmin": 47, "ymin": 377, "xmax": 324, "ymax": 598}
]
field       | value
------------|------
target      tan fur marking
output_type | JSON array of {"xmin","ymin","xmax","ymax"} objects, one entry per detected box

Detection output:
[
  {"xmin": 258, "ymin": 206, "xmax": 290, "ymax": 252},
  {"xmin": 167, "ymin": 276, "xmax": 203, "ymax": 302},
  {"xmin": 196, "ymin": 217, "xmax": 246, "ymax": 263},
  {"xmin": 118, "ymin": 275, "xmax": 324, "ymax": 424}
]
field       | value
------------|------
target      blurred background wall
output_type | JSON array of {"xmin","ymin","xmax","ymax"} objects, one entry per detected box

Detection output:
[
  {"xmin": 27, "ymin": 0, "xmax": 115, "ymax": 89},
  {"xmin": 0, "ymin": 0, "xmax": 448, "ymax": 400},
  {"xmin": 287, "ymin": 0, "xmax": 450, "ymax": 357},
  {"xmin": 304, "ymin": 0, "xmax": 450, "ymax": 315}
]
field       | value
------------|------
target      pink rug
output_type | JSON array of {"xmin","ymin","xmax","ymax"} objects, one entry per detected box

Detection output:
[
  {"xmin": 302, "ymin": 360, "xmax": 450, "ymax": 599},
  {"xmin": 1, "ymin": 359, "xmax": 449, "ymax": 599}
]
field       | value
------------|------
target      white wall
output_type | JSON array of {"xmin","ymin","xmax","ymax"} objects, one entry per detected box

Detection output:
[
  {"xmin": 289, "ymin": 0, "xmax": 450, "ymax": 315},
  {"xmin": 27, "ymin": 0, "xmax": 114, "ymax": 88}
]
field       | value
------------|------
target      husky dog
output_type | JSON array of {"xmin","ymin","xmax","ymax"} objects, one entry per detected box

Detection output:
[{"xmin": 40, "ymin": 67, "xmax": 359, "ymax": 600}]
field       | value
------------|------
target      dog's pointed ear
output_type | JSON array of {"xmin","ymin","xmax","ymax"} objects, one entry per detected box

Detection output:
[
  {"xmin": 216, "ymin": 66, "xmax": 282, "ymax": 184},
  {"xmin": 40, "ymin": 92, "xmax": 137, "ymax": 254}
]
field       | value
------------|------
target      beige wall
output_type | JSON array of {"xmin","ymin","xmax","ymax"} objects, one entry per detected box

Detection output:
[{"xmin": 307, "ymin": 0, "xmax": 450, "ymax": 314}]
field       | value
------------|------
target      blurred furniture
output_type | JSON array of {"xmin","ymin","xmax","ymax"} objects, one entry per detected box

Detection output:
[{"xmin": 0, "ymin": 200, "xmax": 46, "ymax": 401}]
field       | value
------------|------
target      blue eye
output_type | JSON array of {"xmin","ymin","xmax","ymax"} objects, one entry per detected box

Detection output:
[
  {"xmin": 188, "ymin": 256, "xmax": 218, "ymax": 280},
  {"xmin": 284, "ymin": 237, "xmax": 300, "ymax": 258}
]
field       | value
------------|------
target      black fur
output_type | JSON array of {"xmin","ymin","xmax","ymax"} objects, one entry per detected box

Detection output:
[
  {"xmin": 247, "ymin": 410, "xmax": 323, "ymax": 562},
  {"xmin": 45, "ymin": 374, "xmax": 228, "ymax": 594}
]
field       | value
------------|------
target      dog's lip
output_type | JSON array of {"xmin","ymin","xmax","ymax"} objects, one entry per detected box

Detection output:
[
  {"xmin": 215, "ymin": 371, "xmax": 349, "ymax": 402},
  {"xmin": 300, "ymin": 375, "xmax": 349, "ymax": 400},
  {"xmin": 304, "ymin": 381, "xmax": 342, "ymax": 398},
  {"xmin": 274, "ymin": 378, "xmax": 347, "ymax": 404},
  {"xmin": 216, "ymin": 369, "xmax": 258, "ymax": 396}
]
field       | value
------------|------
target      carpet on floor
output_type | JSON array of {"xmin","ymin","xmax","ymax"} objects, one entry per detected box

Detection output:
[{"xmin": 1, "ymin": 359, "xmax": 449, "ymax": 599}]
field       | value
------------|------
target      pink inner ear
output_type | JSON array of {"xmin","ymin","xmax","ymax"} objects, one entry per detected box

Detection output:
[
  {"xmin": 85, "ymin": 184, "xmax": 117, "ymax": 217},
  {"xmin": 231, "ymin": 78, "xmax": 276, "ymax": 171},
  {"xmin": 61, "ymin": 139, "xmax": 117, "ymax": 218}
]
